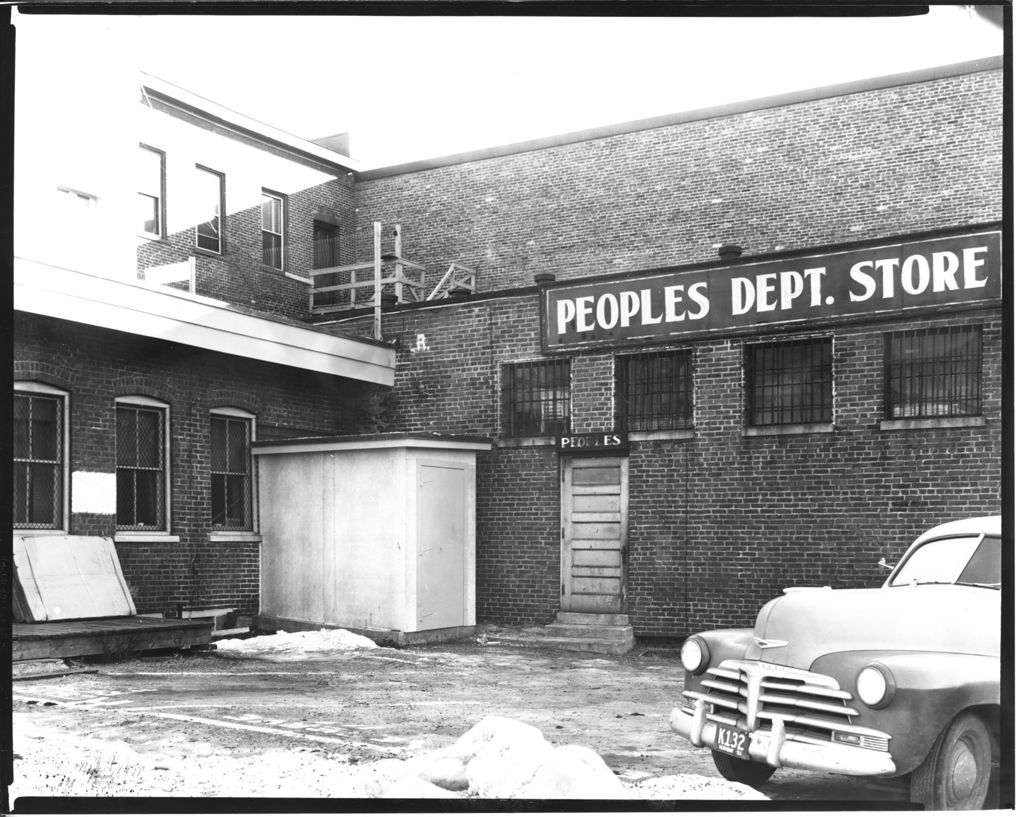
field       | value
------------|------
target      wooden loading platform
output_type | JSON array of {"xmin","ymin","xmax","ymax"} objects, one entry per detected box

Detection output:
[{"xmin": 12, "ymin": 616, "xmax": 213, "ymax": 662}]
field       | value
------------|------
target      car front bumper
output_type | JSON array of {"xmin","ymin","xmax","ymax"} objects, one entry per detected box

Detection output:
[{"xmin": 670, "ymin": 701, "xmax": 896, "ymax": 777}]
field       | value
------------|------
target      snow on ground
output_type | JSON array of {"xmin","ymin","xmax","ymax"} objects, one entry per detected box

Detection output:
[
  {"xmin": 212, "ymin": 628, "xmax": 378, "ymax": 661},
  {"xmin": 11, "ymin": 631, "xmax": 768, "ymax": 801},
  {"xmin": 11, "ymin": 714, "xmax": 767, "ymax": 801}
]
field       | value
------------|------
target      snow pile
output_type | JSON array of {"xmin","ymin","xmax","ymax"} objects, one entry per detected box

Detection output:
[
  {"xmin": 359, "ymin": 716, "xmax": 768, "ymax": 800},
  {"xmin": 357, "ymin": 716, "xmax": 628, "ymax": 799},
  {"xmin": 213, "ymin": 628, "xmax": 378, "ymax": 661}
]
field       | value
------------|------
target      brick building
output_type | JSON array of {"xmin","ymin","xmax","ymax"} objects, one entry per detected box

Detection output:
[
  {"xmin": 327, "ymin": 57, "xmax": 1004, "ymax": 638},
  {"xmin": 14, "ymin": 74, "xmax": 395, "ymax": 618},
  {"xmin": 13, "ymin": 56, "xmax": 1003, "ymax": 641}
]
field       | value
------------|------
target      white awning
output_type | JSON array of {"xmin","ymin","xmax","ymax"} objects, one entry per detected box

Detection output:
[{"xmin": 14, "ymin": 258, "xmax": 395, "ymax": 386}]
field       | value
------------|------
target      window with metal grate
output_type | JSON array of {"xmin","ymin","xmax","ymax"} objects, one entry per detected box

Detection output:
[
  {"xmin": 746, "ymin": 337, "xmax": 833, "ymax": 426},
  {"xmin": 616, "ymin": 349, "xmax": 693, "ymax": 432},
  {"xmin": 116, "ymin": 403, "xmax": 166, "ymax": 530},
  {"xmin": 884, "ymin": 325, "xmax": 983, "ymax": 419},
  {"xmin": 502, "ymin": 359, "xmax": 571, "ymax": 437},
  {"xmin": 210, "ymin": 413, "xmax": 253, "ymax": 530},
  {"xmin": 13, "ymin": 392, "xmax": 63, "ymax": 529}
]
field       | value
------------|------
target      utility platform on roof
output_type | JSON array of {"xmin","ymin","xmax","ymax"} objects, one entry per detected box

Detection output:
[{"xmin": 309, "ymin": 223, "xmax": 476, "ymax": 327}]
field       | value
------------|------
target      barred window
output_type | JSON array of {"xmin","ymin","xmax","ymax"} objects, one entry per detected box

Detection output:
[
  {"xmin": 116, "ymin": 401, "xmax": 168, "ymax": 530},
  {"xmin": 885, "ymin": 326, "xmax": 982, "ymax": 419},
  {"xmin": 616, "ymin": 349, "xmax": 693, "ymax": 432},
  {"xmin": 502, "ymin": 359, "xmax": 571, "ymax": 437},
  {"xmin": 14, "ymin": 388, "xmax": 65, "ymax": 529},
  {"xmin": 211, "ymin": 412, "xmax": 253, "ymax": 530},
  {"xmin": 747, "ymin": 338, "xmax": 833, "ymax": 426},
  {"xmin": 261, "ymin": 190, "xmax": 285, "ymax": 269}
]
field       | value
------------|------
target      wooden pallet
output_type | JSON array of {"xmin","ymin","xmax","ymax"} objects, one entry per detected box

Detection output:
[{"xmin": 12, "ymin": 617, "xmax": 213, "ymax": 661}]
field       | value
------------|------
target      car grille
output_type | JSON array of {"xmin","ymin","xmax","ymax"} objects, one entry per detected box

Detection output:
[{"xmin": 683, "ymin": 659, "xmax": 885, "ymax": 748}]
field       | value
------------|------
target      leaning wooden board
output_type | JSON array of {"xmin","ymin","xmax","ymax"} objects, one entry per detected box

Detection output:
[{"xmin": 13, "ymin": 535, "xmax": 136, "ymax": 622}]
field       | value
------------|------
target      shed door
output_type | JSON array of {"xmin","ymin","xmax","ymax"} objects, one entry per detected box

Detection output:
[
  {"xmin": 560, "ymin": 457, "xmax": 628, "ymax": 613},
  {"xmin": 416, "ymin": 463, "xmax": 466, "ymax": 629}
]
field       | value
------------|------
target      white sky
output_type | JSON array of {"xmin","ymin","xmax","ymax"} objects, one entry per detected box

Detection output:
[{"xmin": 13, "ymin": 6, "xmax": 1003, "ymax": 168}]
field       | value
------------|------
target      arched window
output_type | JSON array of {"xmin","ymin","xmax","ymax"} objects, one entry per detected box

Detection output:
[
  {"xmin": 14, "ymin": 382, "xmax": 70, "ymax": 531},
  {"xmin": 210, "ymin": 408, "xmax": 256, "ymax": 531},
  {"xmin": 115, "ymin": 396, "xmax": 170, "ymax": 532}
]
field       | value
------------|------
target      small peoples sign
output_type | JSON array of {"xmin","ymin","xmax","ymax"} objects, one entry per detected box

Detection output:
[{"xmin": 557, "ymin": 431, "xmax": 629, "ymax": 456}]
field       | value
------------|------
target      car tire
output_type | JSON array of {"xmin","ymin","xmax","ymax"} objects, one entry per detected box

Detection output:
[
  {"xmin": 711, "ymin": 750, "xmax": 776, "ymax": 787},
  {"xmin": 910, "ymin": 712, "xmax": 992, "ymax": 810}
]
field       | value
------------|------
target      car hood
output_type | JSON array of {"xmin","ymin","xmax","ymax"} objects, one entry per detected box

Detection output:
[{"xmin": 746, "ymin": 585, "xmax": 1000, "ymax": 670}]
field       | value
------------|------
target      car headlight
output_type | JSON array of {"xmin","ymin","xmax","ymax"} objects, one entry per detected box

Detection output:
[
  {"xmin": 681, "ymin": 636, "xmax": 710, "ymax": 674},
  {"xmin": 856, "ymin": 663, "xmax": 896, "ymax": 708}
]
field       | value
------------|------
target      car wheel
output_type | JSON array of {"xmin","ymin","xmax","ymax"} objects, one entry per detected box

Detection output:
[
  {"xmin": 910, "ymin": 712, "xmax": 992, "ymax": 810},
  {"xmin": 711, "ymin": 751, "xmax": 776, "ymax": 787}
]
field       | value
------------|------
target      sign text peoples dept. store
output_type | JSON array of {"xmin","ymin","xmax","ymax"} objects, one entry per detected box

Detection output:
[{"xmin": 541, "ymin": 229, "xmax": 1001, "ymax": 352}]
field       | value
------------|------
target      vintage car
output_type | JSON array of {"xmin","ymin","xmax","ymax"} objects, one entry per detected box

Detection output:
[{"xmin": 670, "ymin": 516, "xmax": 1001, "ymax": 809}]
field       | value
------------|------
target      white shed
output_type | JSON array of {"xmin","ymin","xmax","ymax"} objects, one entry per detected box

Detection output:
[{"xmin": 252, "ymin": 434, "xmax": 490, "ymax": 645}]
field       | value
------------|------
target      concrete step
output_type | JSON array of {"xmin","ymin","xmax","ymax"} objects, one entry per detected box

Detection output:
[
  {"xmin": 555, "ymin": 612, "xmax": 630, "ymax": 627},
  {"xmin": 529, "ymin": 633, "xmax": 636, "ymax": 656},
  {"xmin": 543, "ymin": 623, "xmax": 634, "ymax": 641},
  {"xmin": 537, "ymin": 612, "xmax": 636, "ymax": 655}
]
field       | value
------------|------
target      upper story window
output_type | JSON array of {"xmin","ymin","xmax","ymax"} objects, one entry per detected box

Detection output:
[
  {"xmin": 195, "ymin": 165, "xmax": 225, "ymax": 254},
  {"xmin": 501, "ymin": 359, "xmax": 571, "ymax": 437},
  {"xmin": 14, "ymin": 383, "xmax": 68, "ymax": 531},
  {"xmin": 885, "ymin": 325, "xmax": 983, "ymax": 419},
  {"xmin": 210, "ymin": 410, "xmax": 255, "ymax": 531},
  {"xmin": 138, "ymin": 145, "xmax": 165, "ymax": 238},
  {"xmin": 116, "ymin": 397, "xmax": 169, "ymax": 532},
  {"xmin": 746, "ymin": 337, "xmax": 833, "ymax": 426},
  {"xmin": 616, "ymin": 349, "xmax": 693, "ymax": 432},
  {"xmin": 261, "ymin": 190, "xmax": 285, "ymax": 270}
]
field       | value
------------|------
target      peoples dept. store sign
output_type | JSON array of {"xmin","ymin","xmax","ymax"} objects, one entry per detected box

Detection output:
[{"xmin": 541, "ymin": 229, "xmax": 1001, "ymax": 352}]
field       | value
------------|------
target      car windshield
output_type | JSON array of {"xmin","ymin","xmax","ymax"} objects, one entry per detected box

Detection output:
[{"xmin": 889, "ymin": 534, "xmax": 1001, "ymax": 588}]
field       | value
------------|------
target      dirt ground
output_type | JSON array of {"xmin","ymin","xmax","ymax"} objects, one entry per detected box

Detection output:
[{"xmin": 9, "ymin": 629, "xmax": 928, "ymax": 807}]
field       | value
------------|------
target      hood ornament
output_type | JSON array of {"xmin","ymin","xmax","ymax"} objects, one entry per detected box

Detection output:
[{"xmin": 754, "ymin": 637, "xmax": 788, "ymax": 649}]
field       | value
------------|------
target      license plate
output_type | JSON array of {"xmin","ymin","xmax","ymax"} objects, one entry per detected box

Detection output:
[{"xmin": 714, "ymin": 724, "xmax": 751, "ymax": 760}]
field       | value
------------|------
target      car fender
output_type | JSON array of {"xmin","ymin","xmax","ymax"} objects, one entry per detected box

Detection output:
[
  {"xmin": 811, "ymin": 650, "xmax": 1000, "ymax": 774},
  {"xmin": 682, "ymin": 628, "xmax": 753, "ymax": 693}
]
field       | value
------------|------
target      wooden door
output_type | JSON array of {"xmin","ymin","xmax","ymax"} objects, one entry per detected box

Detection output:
[{"xmin": 560, "ymin": 457, "xmax": 628, "ymax": 613}]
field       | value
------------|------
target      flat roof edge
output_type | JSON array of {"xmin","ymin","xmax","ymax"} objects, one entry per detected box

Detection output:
[
  {"xmin": 253, "ymin": 432, "xmax": 493, "ymax": 454},
  {"xmin": 357, "ymin": 56, "xmax": 1003, "ymax": 180},
  {"xmin": 141, "ymin": 74, "xmax": 362, "ymax": 173}
]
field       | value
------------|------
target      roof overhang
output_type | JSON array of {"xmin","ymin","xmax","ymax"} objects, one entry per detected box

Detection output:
[
  {"xmin": 14, "ymin": 258, "xmax": 395, "ymax": 386},
  {"xmin": 141, "ymin": 73, "xmax": 362, "ymax": 174}
]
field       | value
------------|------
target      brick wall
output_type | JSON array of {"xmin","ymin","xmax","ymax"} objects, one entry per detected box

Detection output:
[
  {"xmin": 326, "ymin": 65, "xmax": 1006, "ymax": 638},
  {"xmin": 354, "ymin": 68, "xmax": 1002, "ymax": 296},
  {"xmin": 136, "ymin": 173, "xmax": 355, "ymax": 323},
  {"xmin": 325, "ymin": 294, "xmax": 1002, "ymax": 637},
  {"xmin": 14, "ymin": 313, "xmax": 383, "ymax": 616}
]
